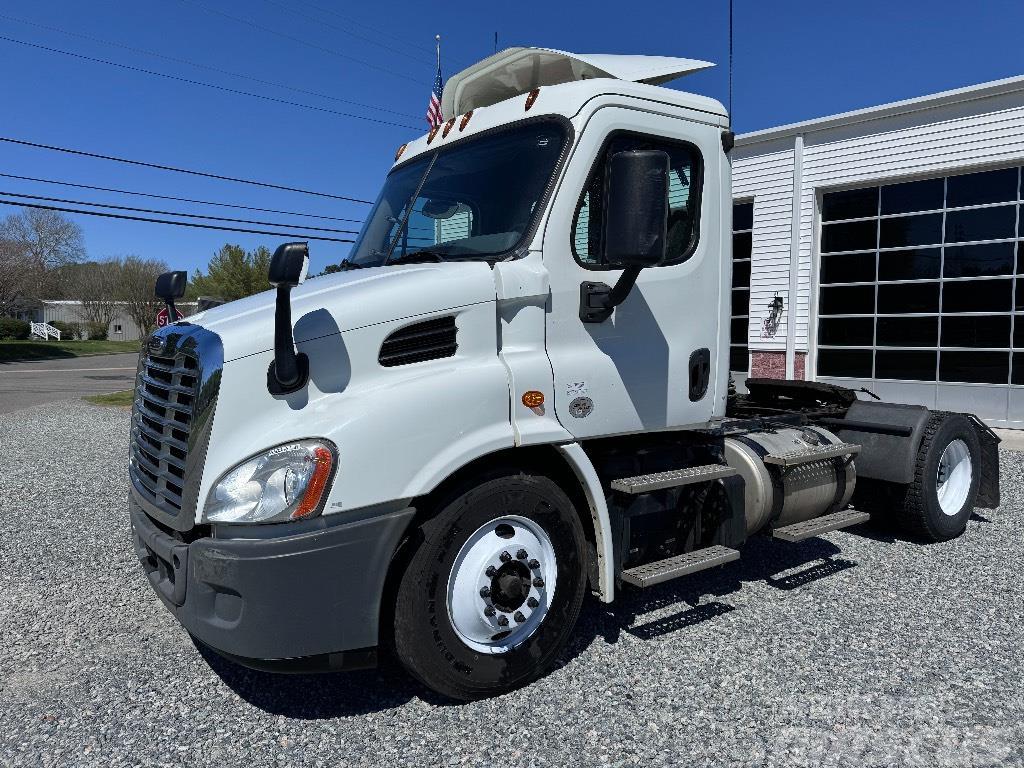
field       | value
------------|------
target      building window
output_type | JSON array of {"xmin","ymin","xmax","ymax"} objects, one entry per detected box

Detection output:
[
  {"xmin": 730, "ymin": 201, "xmax": 753, "ymax": 373},
  {"xmin": 113, "ymin": 324, "xmax": 123, "ymax": 334},
  {"xmin": 817, "ymin": 166, "xmax": 1022, "ymax": 385},
  {"xmin": 572, "ymin": 131, "xmax": 702, "ymax": 267}
]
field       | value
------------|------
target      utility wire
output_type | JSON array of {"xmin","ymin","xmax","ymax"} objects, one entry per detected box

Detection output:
[
  {"xmin": 0, "ymin": 13, "xmax": 421, "ymax": 120},
  {"xmin": 0, "ymin": 197, "xmax": 354, "ymax": 243},
  {"xmin": 180, "ymin": 0, "xmax": 425, "ymax": 86},
  {"xmin": 261, "ymin": 0, "xmax": 434, "ymax": 67},
  {"xmin": 0, "ymin": 35, "xmax": 420, "ymax": 131},
  {"xmin": 0, "ymin": 136, "xmax": 374, "ymax": 204},
  {"xmin": 0, "ymin": 190, "xmax": 360, "ymax": 234},
  {"xmin": 292, "ymin": 0, "xmax": 474, "ymax": 69},
  {"xmin": 0, "ymin": 172, "xmax": 364, "ymax": 223}
]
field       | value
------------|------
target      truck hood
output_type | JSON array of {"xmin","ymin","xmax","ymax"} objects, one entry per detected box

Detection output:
[{"xmin": 183, "ymin": 261, "xmax": 497, "ymax": 363}]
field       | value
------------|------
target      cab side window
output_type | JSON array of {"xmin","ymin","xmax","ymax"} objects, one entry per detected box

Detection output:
[{"xmin": 572, "ymin": 132, "xmax": 702, "ymax": 267}]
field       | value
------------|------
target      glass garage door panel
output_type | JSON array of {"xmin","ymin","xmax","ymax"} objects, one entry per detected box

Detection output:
[{"xmin": 817, "ymin": 166, "xmax": 1023, "ymax": 426}]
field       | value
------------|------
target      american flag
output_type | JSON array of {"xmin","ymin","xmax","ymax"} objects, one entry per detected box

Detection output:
[{"xmin": 426, "ymin": 56, "xmax": 443, "ymax": 128}]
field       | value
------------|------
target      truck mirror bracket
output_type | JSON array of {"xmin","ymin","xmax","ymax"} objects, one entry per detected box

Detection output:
[{"xmin": 579, "ymin": 266, "xmax": 642, "ymax": 323}]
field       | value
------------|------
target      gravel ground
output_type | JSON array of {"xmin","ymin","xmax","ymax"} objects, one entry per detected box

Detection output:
[{"xmin": 2, "ymin": 401, "xmax": 1023, "ymax": 767}]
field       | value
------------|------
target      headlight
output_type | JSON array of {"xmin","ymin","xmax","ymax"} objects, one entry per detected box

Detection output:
[{"xmin": 203, "ymin": 439, "xmax": 336, "ymax": 524}]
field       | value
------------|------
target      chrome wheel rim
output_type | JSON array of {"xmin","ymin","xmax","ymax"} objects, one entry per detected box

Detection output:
[
  {"xmin": 446, "ymin": 515, "xmax": 557, "ymax": 654},
  {"xmin": 936, "ymin": 438, "xmax": 972, "ymax": 517}
]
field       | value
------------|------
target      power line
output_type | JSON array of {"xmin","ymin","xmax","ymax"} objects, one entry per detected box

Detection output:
[
  {"xmin": 292, "ymin": 0, "xmax": 474, "ymax": 69},
  {"xmin": 0, "ymin": 172, "xmax": 364, "ymax": 223},
  {"xmin": 0, "ymin": 35, "xmax": 420, "ymax": 131},
  {"xmin": 0, "ymin": 13, "xmax": 421, "ymax": 120},
  {"xmin": 261, "ymin": 0, "xmax": 435, "ymax": 67},
  {"xmin": 0, "ymin": 190, "xmax": 360, "ymax": 234},
  {"xmin": 179, "ymin": 0, "xmax": 425, "ymax": 86},
  {"xmin": 0, "ymin": 197, "xmax": 355, "ymax": 243},
  {"xmin": 0, "ymin": 135, "xmax": 374, "ymax": 204}
]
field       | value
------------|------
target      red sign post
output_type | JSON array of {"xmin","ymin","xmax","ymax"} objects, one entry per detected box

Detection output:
[{"xmin": 156, "ymin": 307, "xmax": 170, "ymax": 328}]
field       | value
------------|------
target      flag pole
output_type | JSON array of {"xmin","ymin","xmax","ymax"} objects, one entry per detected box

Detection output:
[{"xmin": 436, "ymin": 34, "xmax": 441, "ymax": 75}]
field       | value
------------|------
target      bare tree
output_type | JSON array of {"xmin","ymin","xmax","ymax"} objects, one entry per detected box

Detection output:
[
  {"xmin": 117, "ymin": 255, "xmax": 168, "ymax": 338},
  {"xmin": 75, "ymin": 260, "xmax": 121, "ymax": 339},
  {"xmin": 0, "ymin": 208, "xmax": 85, "ymax": 313},
  {"xmin": 0, "ymin": 238, "xmax": 38, "ymax": 316}
]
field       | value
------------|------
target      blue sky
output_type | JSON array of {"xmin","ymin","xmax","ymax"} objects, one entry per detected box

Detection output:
[{"xmin": 2, "ymin": 0, "xmax": 1022, "ymax": 275}]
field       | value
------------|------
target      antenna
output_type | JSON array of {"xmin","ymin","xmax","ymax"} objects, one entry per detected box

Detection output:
[
  {"xmin": 728, "ymin": 0, "xmax": 734, "ymax": 125},
  {"xmin": 494, "ymin": 31, "xmax": 498, "ymax": 53}
]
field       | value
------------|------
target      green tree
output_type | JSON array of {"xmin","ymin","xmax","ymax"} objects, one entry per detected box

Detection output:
[{"xmin": 187, "ymin": 244, "xmax": 272, "ymax": 302}]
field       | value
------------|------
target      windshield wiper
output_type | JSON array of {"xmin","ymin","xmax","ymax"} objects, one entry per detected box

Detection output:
[
  {"xmin": 383, "ymin": 153, "xmax": 438, "ymax": 266},
  {"xmin": 388, "ymin": 250, "xmax": 446, "ymax": 264}
]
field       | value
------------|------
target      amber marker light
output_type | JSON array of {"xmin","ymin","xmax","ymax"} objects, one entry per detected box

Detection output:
[
  {"xmin": 427, "ymin": 125, "xmax": 440, "ymax": 144},
  {"xmin": 394, "ymin": 143, "xmax": 408, "ymax": 162},
  {"xmin": 290, "ymin": 446, "xmax": 335, "ymax": 520},
  {"xmin": 525, "ymin": 88, "xmax": 540, "ymax": 111},
  {"xmin": 442, "ymin": 117, "xmax": 456, "ymax": 138},
  {"xmin": 459, "ymin": 111, "xmax": 473, "ymax": 131},
  {"xmin": 522, "ymin": 391, "xmax": 545, "ymax": 408}
]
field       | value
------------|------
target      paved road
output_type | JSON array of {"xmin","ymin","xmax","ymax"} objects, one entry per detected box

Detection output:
[
  {"xmin": 0, "ymin": 353, "xmax": 138, "ymax": 414},
  {"xmin": 2, "ymin": 401, "xmax": 1023, "ymax": 767}
]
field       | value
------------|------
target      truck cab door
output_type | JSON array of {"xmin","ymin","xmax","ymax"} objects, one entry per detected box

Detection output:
[{"xmin": 542, "ymin": 106, "xmax": 727, "ymax": 438}]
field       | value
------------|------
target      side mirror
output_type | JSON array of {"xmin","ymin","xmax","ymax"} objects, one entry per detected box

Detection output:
[
  {"xmin": 579, "ymin": 150, "xmax": 670, "ymax": 323},
  {"xmin": 267, "ymin": 242, "xmax": 310, "ymax": 395},
  {"xmin": 602, "ymin": 150, "xmax": 669, "ymax": 267},
  {"xmin": 154, "ymin": 270, "xmax": 187, "ymax": 322},
  {"xmin": 269, "ymin": 242, "xmax": 310, "ymax": 287}
]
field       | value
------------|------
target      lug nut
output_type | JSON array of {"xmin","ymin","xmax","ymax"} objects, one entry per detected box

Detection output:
[
  {"xmin": 514, "ymin": 611, "xmax": 526, "ymax": 623},
  {"xmin": 527, "ymin": 597, "xmax": 539, "ymax": 608},
  {"xmin": 479, "ymin": 586, "xmax": 490, "ymax": 598},
  {"xmin": 500, "ymin": 551, "xmax": 512, "ymax": 562},
  {"xmin": 485, "ymin": 566, "xmax": 497, "ymax": 577},
  {"xmin": 528, "ymin": 559, "xmax": 540, "ymax": 569},
  {"xmin": 516, "ymin": 549, "xmax": 528, "ymax": 560},
  {"xmin": 484, "ymin": 606, "xmax": 496, "ymax": 617},
  {"xmin": 533, "ymin": 577, "xmax": 545, "ymax": 588},
  {"xmin": 497, "ymin": 615, "xmax": 509, "ymax": 627}
]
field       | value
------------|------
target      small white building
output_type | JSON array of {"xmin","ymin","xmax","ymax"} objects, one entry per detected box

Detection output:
[
  {"xmin": 733, "ymin": 74, "xmax": 1024, "ymax": 429},
  {"xmin": 20, "ymin": 300, "xmax": 198, "ymax": 341}
]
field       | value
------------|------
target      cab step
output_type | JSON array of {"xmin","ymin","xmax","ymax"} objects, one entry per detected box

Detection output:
[
  {"xmin": 610, "ymin": 465, "xmax": 738, "ymax": 495},
  {"xmin": 763, "ymin": 442, "xmax": 861, "ymax": 468},
  {"xmin": 620, "ymin": 545, "xmax": 740, "ymax": 588},
  {"xmin": 772, "ymin": 509, "xmax": 871, "ymax": 542}
]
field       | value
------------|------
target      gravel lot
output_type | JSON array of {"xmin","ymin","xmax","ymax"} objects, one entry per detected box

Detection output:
[{"xmin": 2, "ymin": 401, "xmax": 1023, "ymax": 767}]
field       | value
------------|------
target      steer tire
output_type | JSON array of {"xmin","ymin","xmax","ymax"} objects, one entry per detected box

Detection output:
[
  {"xmin": 393, "ymin": 471, "xmax": 587, "ymax": 701},
  {"xmin": 894, "ymin": 412, "xmax": 981, "ymax": 542}
]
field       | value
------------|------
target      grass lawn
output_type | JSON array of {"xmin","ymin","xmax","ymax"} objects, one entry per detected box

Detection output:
[
  {"xmin": 0, "ymin": 340, "xmax": 141, "ymax": 362},
  {"xmin": 83, "ymin": 390, "xmax": 135, "ymax": 408}
]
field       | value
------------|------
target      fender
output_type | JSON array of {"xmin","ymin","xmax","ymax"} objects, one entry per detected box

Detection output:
[{"xmin": 555, "ymin": 443, "xmax": 615, "ymax": 603}]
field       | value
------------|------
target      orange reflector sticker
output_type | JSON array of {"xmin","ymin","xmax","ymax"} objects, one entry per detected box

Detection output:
[
  {"xmin": 522, "ymin": 391, "xmax": 545, "ymax": 408},
  {"xmin": 394, "ymin": 143, "xmax": 408, "ymax": 161},
  {"xmin": 459, "ymin": 111, "xmax": 473, "ymax": 131},
  {"xmin": 525, "ymin": 88, "xmax": 540, "ymax": 111},
  {"xmin": 442, "ymin": 117, "xmax": 456, "ymax": 138}
]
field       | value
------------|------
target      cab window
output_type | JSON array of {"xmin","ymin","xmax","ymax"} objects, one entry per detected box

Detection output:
[{"xmin": 572, "ymin": 132, "xmax": 702, "ymax": 267}]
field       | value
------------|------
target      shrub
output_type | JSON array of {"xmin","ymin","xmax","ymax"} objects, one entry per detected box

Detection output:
[
  {"xmin": 0, "ymin": 318, "xmax": 30, "ymax": 340},
  {"xmin": 50, "ymin": 320, "xmax": 82, "ymax": 340},
  {"xmin": 85, "ymin": 321, "xmax": 109, "ymax": 341}
]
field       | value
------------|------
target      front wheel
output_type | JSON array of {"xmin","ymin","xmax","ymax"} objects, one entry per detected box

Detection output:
[{"xmin": 393, "ymin": 471, "xmax": 587, "ymax": 701}]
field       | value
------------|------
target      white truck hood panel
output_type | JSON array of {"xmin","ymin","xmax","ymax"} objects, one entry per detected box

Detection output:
[{"xmin": 183, "ymin": 261, "xmax": 497, "ymax": 363}]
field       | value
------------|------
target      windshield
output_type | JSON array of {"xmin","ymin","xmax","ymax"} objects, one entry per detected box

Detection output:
[{"xmin": 347, "ymin": 119, "xmax": 568, "ymax": 267}]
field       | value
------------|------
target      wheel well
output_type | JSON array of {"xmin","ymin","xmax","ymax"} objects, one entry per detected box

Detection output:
[{"xmin": 376, "ymin": 445, "xmax": 599, "ymax": 654}]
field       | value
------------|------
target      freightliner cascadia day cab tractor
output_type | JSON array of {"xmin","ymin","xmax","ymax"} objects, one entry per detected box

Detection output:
[{"xmin": 129, "ymin": 48, "xmax": 1000, "ymax": 701}]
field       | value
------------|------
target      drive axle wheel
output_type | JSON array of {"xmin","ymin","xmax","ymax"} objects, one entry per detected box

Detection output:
[
  {"xmin": 896, "ymin": 412, "xmax": 981, "ymax": 542},
  {"xmin": 393, "ymin": 471, "xmax": 586, "ymax": 701}
]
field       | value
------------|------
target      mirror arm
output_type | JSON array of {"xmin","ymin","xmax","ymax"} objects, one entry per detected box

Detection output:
[
  {"xmin": 267, "ymin": 284, "xmax": 309, "ymax": 395},
  {"xmin": 579, "ymin": 265, "xmax": 644, "ymax": 324}
]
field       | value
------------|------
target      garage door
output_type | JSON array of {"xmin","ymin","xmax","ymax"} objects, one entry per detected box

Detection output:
[{"xmin": 815, "ymin": 166, "xmax": 1022, "ymax": 428}]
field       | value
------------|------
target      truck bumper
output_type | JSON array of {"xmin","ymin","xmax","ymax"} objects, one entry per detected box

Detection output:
[{"xmin": 129, "ymin": 497, "xmax": 415, "ymax": 671}]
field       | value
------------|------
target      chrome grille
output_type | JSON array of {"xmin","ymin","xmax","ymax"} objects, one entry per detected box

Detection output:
[{"xmin": 129, "ymin": 326, "xmax": 222, "ymax": 528}]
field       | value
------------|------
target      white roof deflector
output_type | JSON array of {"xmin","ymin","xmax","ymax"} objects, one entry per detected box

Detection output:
[{"xmin": 440, "ymin": 47, "xmax": 714, "ymax": 120}]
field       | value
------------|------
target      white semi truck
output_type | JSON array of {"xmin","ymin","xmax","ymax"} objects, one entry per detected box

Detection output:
[{"xmin": 129, "ymin": 48, "xmax": 1000, "ymax": 701}]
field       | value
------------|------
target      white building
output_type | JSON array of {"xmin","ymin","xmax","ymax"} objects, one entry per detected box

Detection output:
[{"xmin": 733, "ymin": 74, "xmax": 1024, "ymax": 429}]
